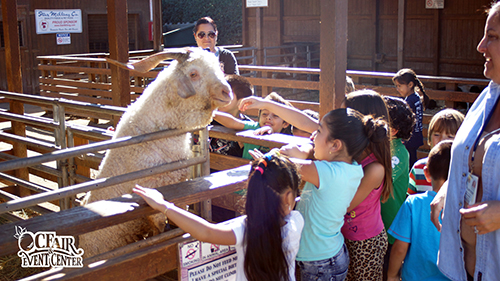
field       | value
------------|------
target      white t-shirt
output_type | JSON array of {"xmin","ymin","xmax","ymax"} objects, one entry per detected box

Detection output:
[{"xmin": 231, "ymin": 210, "xmax": 304, "ymax": 281}]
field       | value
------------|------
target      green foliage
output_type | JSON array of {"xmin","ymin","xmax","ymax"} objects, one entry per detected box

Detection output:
[{"xmin": 162, "ymin": 0, "xmax": 242, "ymax": 45}]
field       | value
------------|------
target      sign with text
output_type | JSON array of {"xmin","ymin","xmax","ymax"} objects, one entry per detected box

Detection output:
[
  {"xmin": 180, "ymin": 240, "xmax": 237, "ymax": 281},
  {"xmin": 56, "ymin": 33, "xmax": 71, "ymax": 45},
  {"xmin": 426, "ymin": 0, "xmax": 444, "ymax": 9},
  {"xmin": 35, "ymin": 9, "xmax": 82, "ymax": 34},
  {"xmin": 246, "ymin": 0, "xmax": 268, "ymax": 8}
]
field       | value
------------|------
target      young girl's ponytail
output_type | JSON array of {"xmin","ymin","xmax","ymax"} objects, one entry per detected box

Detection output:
[
  {"xmin": 362, "ymin": 115, "xmax": 393, "ymax": 202},
  {"xmin": 244, "ymin": 155, "xmax": 300, "ymax": 281},
  {"xmin": 414, "ymin": 76, "xmax": 430, "ymax": 110}
]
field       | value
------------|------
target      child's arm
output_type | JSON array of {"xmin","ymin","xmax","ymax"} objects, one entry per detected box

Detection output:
[
  {"xmin": 346, "ymin": 162, "xmax": 385, "ymax": 212},
  {"xmin": 239, "ymin": 97, "xmax": 318, "ymax": 133},
  {"xmin": 133, "ymin": 185, "xmax": 237, "ymax": 245},
  {"xmin": 280, "ymin": 143, "xmax": 314, "ymax": 160},
  {"xmin": 387, "ymin": 239, "xmax": 409, "ymax": 281},
  {"xmin": 213, "ymin": 111, "xmax": 246, "ymax": 130},
  {"xmin": 249, "ymin": 149, "xmax": 319, "ymax": 187}
]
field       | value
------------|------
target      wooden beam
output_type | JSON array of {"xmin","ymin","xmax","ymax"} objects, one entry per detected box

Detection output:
[
  {"xmin": 397, "ymin": 0, "xmax": 405, "ymax": 69},
  {"xmin": 0, "ymin": 165, "xmax": 250, "ymax": 256},
  {"xmin": 1, "ymin": 0, "xmax": 29, "ymax": 193},
  {"xmin": 319, "ymin": 0, "xmax": 347, "ymax": 118},
  {"xmin": 256, "ymin": 7, "xmax": 264, "ymax": 67},
  {"xmin": 107, "ymin": 0, "xmax": 131, "ymax": 111},
  {"xmin": 153, "ymin": 0, "xmax": 163, "ymax": 51}
]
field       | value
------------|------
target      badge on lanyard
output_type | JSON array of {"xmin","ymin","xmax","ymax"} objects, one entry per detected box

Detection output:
[{"xmin": 465, "ymin": 173, "xmax": 479, "ymax": 206}]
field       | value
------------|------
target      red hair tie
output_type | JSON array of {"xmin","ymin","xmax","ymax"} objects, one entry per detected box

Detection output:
[{"xmin": 254, "ymin": 166, "xmax": 264, "ymax": 175}]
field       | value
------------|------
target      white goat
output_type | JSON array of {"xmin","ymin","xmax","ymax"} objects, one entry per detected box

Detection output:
[{"xmin": 79, "ymin": 48, "xmax": 232, "ymax": 258}]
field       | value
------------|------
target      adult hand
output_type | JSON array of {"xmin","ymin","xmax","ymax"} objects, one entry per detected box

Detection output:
[
  {"xmin": 133, "ymin": 184, "xmax": 170, "ymax": 212},
  {"xmin": 238, "ymin": 96, "xmax": 265, "ymax": 112},
  {"xmin": 430, "ymin": 181, "xmax": 448, "ymax": 232},
  {"xmin": 460, "ymin": 201, "xmax": 500, "ymax": 235}
]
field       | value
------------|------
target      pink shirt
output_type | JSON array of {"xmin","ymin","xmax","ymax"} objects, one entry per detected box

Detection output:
[{"xmin": 341, "ymin": 153, "xmax": 385, "ymax": 241}]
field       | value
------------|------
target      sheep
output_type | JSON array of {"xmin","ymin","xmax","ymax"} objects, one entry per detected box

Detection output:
[{"xmin": 78, "ymin": 48, "xmax": 233, "ymax": 258}]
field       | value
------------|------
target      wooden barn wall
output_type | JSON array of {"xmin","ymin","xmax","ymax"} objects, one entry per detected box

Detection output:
[
  {"xmin": 243, "ymin": 0, "xmax": 491, "ymax": 79},
  {"xmin": 0, "ymin": 0, "xmax": 152, "ymax": 94}
]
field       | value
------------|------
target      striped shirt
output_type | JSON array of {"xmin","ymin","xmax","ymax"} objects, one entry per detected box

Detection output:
[{"xmin": 407, "ymin": 157, "xmax": 432, "ymax": 194}]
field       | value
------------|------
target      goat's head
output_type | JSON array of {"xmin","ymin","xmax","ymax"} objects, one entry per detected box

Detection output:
[{"xmin": 106, "ymin": 48, "xmax": 233, "ymax": 111}]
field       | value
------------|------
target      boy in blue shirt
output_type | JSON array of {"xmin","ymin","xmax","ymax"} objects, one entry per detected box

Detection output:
[{"xmin": 387, "ymin": 140, "xmax": 452, "ymax": 281}]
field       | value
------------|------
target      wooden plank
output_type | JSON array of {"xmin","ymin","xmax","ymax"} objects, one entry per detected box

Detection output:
[
  {"xmin": 29, "ymin": 234, "xmax": 187, "ymax": 281},
  {"xmin": 39, "ymin": 77, "xmax": 112, "ymax": 90},
  {"xmin": 397, "ymin": 0, "xmax": 405, "ymax": 70},
  {"xmin": 40, "ymin": 92, "xmax": 115, "ymax": 106},
  {"xmin": 40, "ymin": 84, "xmax": 113, "ymax": 98},
  {"xmin": 210, "ymin": 153, "xmax": 249, "ymax": 171},
  {"xmin": 0, "ymin": 165, "xmax": 250, "ymax": 256},
  {"xmin": 38, "ymin": 64, "xmax": 112, "ymax": 75},
  {"xmin": 246, "ymin": 77, "xmax": 319, "ymax": 90}
]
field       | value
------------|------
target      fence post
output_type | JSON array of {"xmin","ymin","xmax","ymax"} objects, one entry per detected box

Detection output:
[
  {"xmin": 53, "ymin": 103, "xmax": 71, "ymax": 210},
  {"xmin": 199, "ymin": 127, "xmax": 211, "ymax": 220}
]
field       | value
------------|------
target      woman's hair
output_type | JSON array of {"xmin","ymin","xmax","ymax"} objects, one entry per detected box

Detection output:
[
  {"xmin": 383, "ymin": 96, "xmax": 415, "ymax": 141},
  {"xmin": 226, "ymin": 74, "xmax": 252, "ymax": 100},
  {"xmin": 244, "ymin": 154, "xmax": 301, "ymax": 281},
  {"xmin": 427, "ymin": 108, "xmax": 465, "ymax": 145},
  {"xmin": 426, "ymin": 140, "xmax": 453, "ymax": 182},
  {"xmin": 343, "ymin": 90, "xmax": 393, "ymax": 202},
  {"xmin": 193, "ymin": 16, "xmax": 217, "ymax": 33},
  {"xmin": 487, "ymin": 2, "xmax": 500, "ymax": 17},
  {"xmin": 262, "ymin": 92, "xmax": 294, "ymax": 135},
  {"xmin": 392, "ymin": 68, "xmax": 430, "ymax": 110}
]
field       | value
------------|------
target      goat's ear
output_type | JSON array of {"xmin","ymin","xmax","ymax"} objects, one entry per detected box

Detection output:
[{"xmin": 176, "ymin": 75, "xmax": 196, "ymax": 99}]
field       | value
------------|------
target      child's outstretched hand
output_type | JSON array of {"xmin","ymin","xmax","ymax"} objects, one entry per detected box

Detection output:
[
  {"xmin": 133, "ymin": 184, "xmax": 170, "ymax": 212},
  {"xmin": 253, "ymin": 125, "xmax": 274, "ymax": 135},
  {"xmin": 239, "ymin": 96, "xmax": 266, "ymax": 112}
]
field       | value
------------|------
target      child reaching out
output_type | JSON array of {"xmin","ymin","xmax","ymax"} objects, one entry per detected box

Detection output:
[
  {"xmin": 133, "ymin": 154, "xmax": 304, "ymax": 281},
  {"xmin": 214, "ymin": 92, "xmax": 293, "ymax": 159},
  {"xmin": 392, "ymin": 68, "xmax": 430, "ymax": 168},
  {"xmin": 408, "ymin": 108, "xmax": 464, "ymax": 194},
  {"xmin": 387, "ymin": 140, "xmax": 453, "ymax": 281},
  {"xmin": 245, "ymin": 103, "xmax": 389, "ymax": 280}
]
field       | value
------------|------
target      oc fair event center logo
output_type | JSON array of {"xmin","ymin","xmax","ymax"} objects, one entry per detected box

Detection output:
[{"xmin": 14, "ymin": 226, "xmax": 84, "ymax": 268}]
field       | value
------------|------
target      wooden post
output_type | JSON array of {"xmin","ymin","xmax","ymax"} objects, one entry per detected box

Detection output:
[
  {"xmin": 256, "ymin": 7, "xmax": 264, "ymax": 67},
  {"xmin": 107, "ymin": 0, "xmax": 130, "ymax": 124},
  {"xmin": 397, "ymin": 0, "xmax": 405, "ymax": 70},
  {"xmin": 2, "ymin": 0, "xmax": 30, "ymax": 196},
  {"xmin": 319, "ymin": 0, "xmax": 347, "ymax": 118},
  {"xmin": 152, "ymin": 0, "xmax": 163, "ymax": 51}
]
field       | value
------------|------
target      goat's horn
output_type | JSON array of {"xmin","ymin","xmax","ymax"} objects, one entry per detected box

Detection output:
[{"xmin": 105, "ymin": 48, "xmax": 190, "ymax": 73}]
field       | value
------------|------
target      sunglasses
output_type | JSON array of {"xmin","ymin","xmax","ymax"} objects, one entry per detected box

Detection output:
[{"xmin": 197, "ymin": 31, "xmax": 216, "ymax": 39}]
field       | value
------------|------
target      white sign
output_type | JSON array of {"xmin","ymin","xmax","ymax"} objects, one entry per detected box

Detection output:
[
  {"xmin": 14, "ymin": 226, "xmax": 84, "ymax": 268},
  {"xmin": 187, "ymin": 254, "xmax": 237, "ymax": 281},
  {"xmin": 426, "ymin": 0, "xmax": 444, "ymax": 9},
  {"xmin": 35, "ymin": 9, "xmax": 82, "ymax": 34},
  {"xmin": 246, "ymin": 0, "xmax": 268, "ymax": 8},
  {"xmin": 56, "ymin": 33, "xmax": 71, "ymax": 45},
  {"xmin": 180, "ymin": 241, "xmax": 201, "ymax": 268}
]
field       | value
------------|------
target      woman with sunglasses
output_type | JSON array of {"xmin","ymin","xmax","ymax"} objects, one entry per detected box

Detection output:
[{"xmin": 193, "ymin": 16, "xmax": 239, "ymax": 75}]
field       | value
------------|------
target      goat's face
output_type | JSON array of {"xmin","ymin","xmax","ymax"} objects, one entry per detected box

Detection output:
[{"xmin": 172, "ymin": 49, "xmax": 233, "ymax": 111}]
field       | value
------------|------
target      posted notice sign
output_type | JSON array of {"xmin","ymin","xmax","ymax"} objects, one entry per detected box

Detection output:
[
  {"xmin": 246, "ymin": 0, "xmax": 268, "ymax": 8},
  {"xmin": 179, "ymin": 240, "xmax": 237, "ymax": 281},
  {"xmin": 56, "ymin": 33, "xmax": 71, "ymax": 45},
  {"xmin": 35, "ymin": 9, "xmax": 82, "ymax": 34}
]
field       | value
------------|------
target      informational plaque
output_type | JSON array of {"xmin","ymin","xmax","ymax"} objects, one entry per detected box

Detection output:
[
  {"xmin": 246, "ymin": 0, "xmax": 268, "ymax": 8},
  {"xmin": 35, "ymin": 9, "xmax": 82, "ymax": 34}
]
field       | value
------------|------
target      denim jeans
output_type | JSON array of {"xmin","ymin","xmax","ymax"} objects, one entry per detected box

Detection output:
[{"xmin": 298, "ymin": 243, "xmax": 349, "ymax": 281}]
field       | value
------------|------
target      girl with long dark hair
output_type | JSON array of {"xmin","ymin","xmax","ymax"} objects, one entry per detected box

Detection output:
[{"xmin": 133, "ymin": 154, "xmax": 303, "ymax": 281}]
